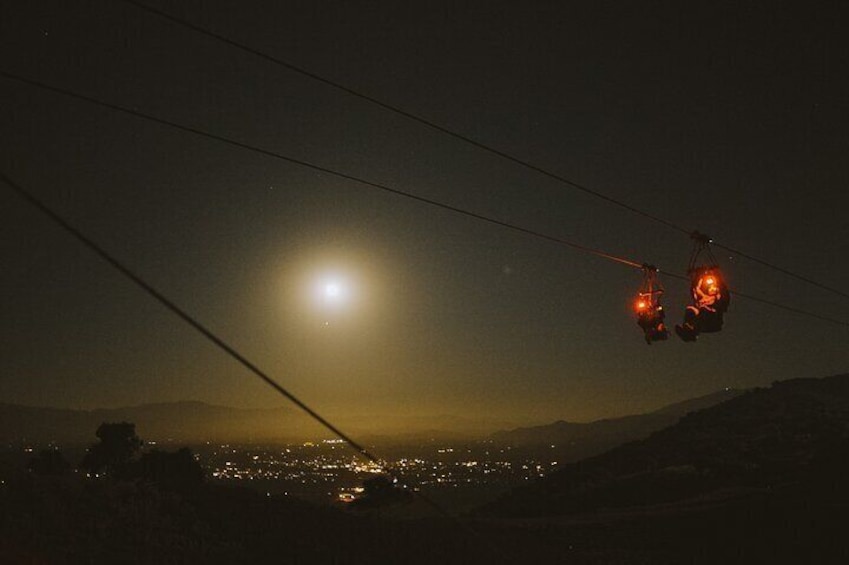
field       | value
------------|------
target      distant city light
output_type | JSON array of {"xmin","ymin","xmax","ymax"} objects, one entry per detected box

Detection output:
[{"xmin": 203, "ymin": 441, "xmax": 561, "ymax": 503}]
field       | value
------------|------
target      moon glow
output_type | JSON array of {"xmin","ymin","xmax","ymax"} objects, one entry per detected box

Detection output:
[
  {"xmin": 324, "ymin": 282, "xmax": 342, "ymax": 299},
  {"xmin": 315, "ymin": 275, "xmax": 350, "ymax": 308}
]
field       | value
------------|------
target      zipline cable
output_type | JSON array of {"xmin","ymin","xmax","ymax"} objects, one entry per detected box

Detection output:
[
  {"xmin": 116, "ymin": 0, "xmax": 849, "ymax": 302},
  {"xmin": 712, "ymin": 241, "xmax": 849, "ymax": 300},
  {"xmin": 116, "ymin": 0, "xmax": 686, "ymax": 237},
  {"xmin": 2, "ymin": 70, "xmax": 847, "ymax": 329},
  {"xmin": 659, "ymin": 271, "xmax": 848, "ymax": 327},
  {"xmin": 0, "ymin": 167, "xmax": 473, "ymax": 532},
  {"xmin": 0, "ymin": 70, "xmax": 643, "ymax": 271}
]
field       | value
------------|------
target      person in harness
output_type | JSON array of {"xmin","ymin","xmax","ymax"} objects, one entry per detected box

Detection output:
[
  {"xmin": 675, "ymin": 233, "xmax": 731, "ymax": 342},
  {"xmin": 635, "ymin": 265, "xmax": 669, "ymax": 344}
]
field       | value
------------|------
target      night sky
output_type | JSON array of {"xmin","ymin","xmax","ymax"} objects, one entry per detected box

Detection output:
[{"xmin": 2, "ymin": 0, "xmax": 847, "ymax": 435}]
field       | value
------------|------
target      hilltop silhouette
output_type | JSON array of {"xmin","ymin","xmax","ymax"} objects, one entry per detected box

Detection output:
[
  {"xmin": 2, "ymin": 374, "xmax": 848, "ymax": 563},
  {"xmin": 476, "ymin": 373, "xmax": 849, "ymax": 563},
  {"xmin": 481, "ymin": 374, "xmax": 849, "ymax": 517},
  {"xmin": 490, "ymin": 389, "xmax": 743, "ymax": 463},
  {"xmin": 0, "ymin": 390, "xmax": 740, "ymax": 446},
  {"xmin": 0, "ymin": 401, "xmax": 320, "ymax": 444}
]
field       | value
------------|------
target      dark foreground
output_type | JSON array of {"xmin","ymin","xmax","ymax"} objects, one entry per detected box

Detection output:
[
  {"xmin": 1, "ymin": 472, "xmax": 846, "ymax": 564},
  {"xmin": 4, "ymin": 375, "xmax": 848, "ymax": 563}
]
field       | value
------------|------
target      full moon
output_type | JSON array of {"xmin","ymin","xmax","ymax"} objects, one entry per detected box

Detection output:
[
  {"xmin": 324, "ymin": 282, "xmax": 342, "ymax": 300},
  {"xmin": 315, "ymin": 276, "xmax": 350, "ymax": 308},
  {"xmin": 291, "ymin": 252, "xmax": 376, "ymax": 319}
]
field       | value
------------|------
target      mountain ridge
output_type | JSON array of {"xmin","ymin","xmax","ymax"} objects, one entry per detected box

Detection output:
[
  {"xmin": 479, "ymin": 372, "xmax": 849, "ymax": 518},
  {"xmin": 0, "ymin": 401, "xmax": 312, "ymax": 444},
  {"xmin": 1, "ymin": 388, "xmax": 746, "ymax": 447},
  {"xmin": 489, "ymin": 389, "xmax": 744, "ymax": 463}
]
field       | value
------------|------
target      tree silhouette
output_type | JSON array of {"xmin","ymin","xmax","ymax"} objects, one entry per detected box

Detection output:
[
  {"xmin": 138, "ymin": 447, "xmax": 204, "ymax": 493},
  {"xmin": 28, "ymin": 448, "xmax": 70, "ymax": 476},
  {"xmin": 349, "ymin": 475, "xmax": 413, "ymax": 509},
  {"xmin": 80, "ymin": 422, "xmax": 142, "ymax": 478}
]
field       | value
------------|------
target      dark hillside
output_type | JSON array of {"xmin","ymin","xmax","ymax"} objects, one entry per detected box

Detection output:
[
  {"xmin": 480, "ymin": 374, "xmax": 849, "ymax": 518},
  {"xmin": 490, "ymin": 389, "xmax": 743, "ymax": 463},
  {"xmin": 472, "ymin": 374, "xmax": 849, "ymax": 563},
  {"xmin": 0, "ymin": 475, "xmax": 489, "ymax": 564}
]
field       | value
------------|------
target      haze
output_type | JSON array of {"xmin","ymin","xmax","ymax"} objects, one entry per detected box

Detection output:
[{"xmin": 1, "ymin": 0, "xmax": 847, "ymax": 438}]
